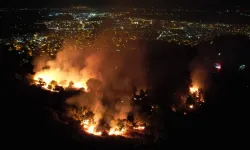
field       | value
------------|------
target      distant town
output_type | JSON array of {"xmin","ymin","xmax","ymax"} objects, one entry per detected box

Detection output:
[{"xmin": 1, "ymin": 7, "xmax": 250, "ymax": 59}]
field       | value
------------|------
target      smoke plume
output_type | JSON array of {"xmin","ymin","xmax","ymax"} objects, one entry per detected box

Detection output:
[
  {"xmin": 189, "ymin": 44, "xmax": 215, "ymax": 90},
  {"xmin": 33, "ymin": 34, "xmax": 148, "ymax": 129}
]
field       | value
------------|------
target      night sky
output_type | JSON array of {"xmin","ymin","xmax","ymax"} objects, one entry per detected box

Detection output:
[{"xmin": 1, "ymin": 0, "xmax": 249, "ymax": 9}]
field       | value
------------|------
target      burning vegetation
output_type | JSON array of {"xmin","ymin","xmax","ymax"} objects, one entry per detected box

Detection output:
[
  {"xmin": 29, "ymin": 41, "xmax": 156, "ymax": 138},
  {"xmin": 30, "ymin": 73, "xmax": 148, "ymax": 138},
  {"xmin": 64, "ymin": 87, "xmax": 149, "ymax": 137},
  {"xmin": 28, "ymin": 38, "xmax": 210, "ymax": 138},
  {"xmin": 66, "ymin": 104, "xmax": 147, "ymax": 137},
  {"xmin": 171, "ymin": 51, "xmax": 209, "ymax": 114},
  {"xmin": 30, "ymin": 75, "xmax": 148, "ymax": 138},
  {"xmin": 171, "ymin": 81, "xmax": 205, "ymax": 114}
]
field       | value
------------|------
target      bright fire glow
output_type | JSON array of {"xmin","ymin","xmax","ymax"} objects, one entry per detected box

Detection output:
[
  {"xmin": 87, "ymin": 125, "xmax": 102, "ymax": 136},
  {"xmin": 133, "ymin": 126, "xmax": 145, "ymax": 130},
  {"xmin": 108, "ymin": 128, "xmax": 126, "ymax": 135},
  {"xmin": 33, "ymin": 68, "xmax": 146, "ymax": 137},
  {"xmin": 189, "ymin": 85, "xmax": 200, "ymax": 98},
  {"xmin": 81, "ymin": 120, "xmax": 102, "ymax": 136},
  {"xmin": 81, "ymin": 119, "xmax": 130, "ymax": 136},
  {"xmin": 189, "ymin": 86, "xmax": 198, "ymax": 94},
  {"xmin": 30, "ymin": 45, "xmax": 148, "ymax": 138},
  {"xmin": 33, "ymin": 69, "xmax": 89, "ymax": 91},
  {"xmin": 189, "ymin": 104, "xmax": 194, "ymax": 109}
]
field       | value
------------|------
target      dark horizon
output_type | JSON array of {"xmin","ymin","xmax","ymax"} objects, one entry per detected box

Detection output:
[{"xmin": 1, "ymin": 0, "xmax": 249, "ymax": 9}]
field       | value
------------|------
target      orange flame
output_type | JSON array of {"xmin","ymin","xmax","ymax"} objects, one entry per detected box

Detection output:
[
  {"xmin": 189, "ymin": 86, "xmax": 198, "ymax": 94},
  {"xmin": 81, "ymin": 120, "xmax": 102, "ymax": 136},
  {"xmin": 33, "ymin": 69, "xmax": 89, "ymax": 91},
  {"xmin": 86, "ymin": 125, "xmax": 102, "ymax": 136},
  {"xmin": 108, "ymin": 128, "xmax": 126, "ymax": 135},
  {"xmin": 80, "ymin": 119, "xmax": 145, "ymax": 136},
  {"xmin": 133, "ymin": 126, "xmax": 145, "ymax": 130}
]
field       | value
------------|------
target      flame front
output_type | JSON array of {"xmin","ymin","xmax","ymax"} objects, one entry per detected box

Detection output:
[
  {"xmin": 108, "ymin": 128, "xmax": 126, "ymax": 135},
  {"xmin": 81, "ymin": 119, "xmax": 130, "ymax": 136},
  {"xmin": 33, "ymin": 69, "xmax": 90, "ymax": 91},
  {"xmin": 81, "ymin": 120, "xmax": 102, "ymax": 136},
  {"xmin": 87, "ymin": 125, "xmax": 102, "ymax": 136},
  {"xmin": 32, "ymin": 68, "xmax": 146, "ymax": 137}
]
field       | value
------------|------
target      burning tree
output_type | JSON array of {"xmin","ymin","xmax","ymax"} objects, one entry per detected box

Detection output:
[
  {"xmin": 172, "ymin": 84, "xmax": 205, "ymax": 114},
  {"xmin": 37, "ymin": 78, "xmax": 46, "ymax": 87},
  {"xmin": 47, "ymin": 80, "xmax": 58, "ymax": 90},
  {"xmin": 64, "ymin": 95, "xmax": 151, "ymax": 137}
]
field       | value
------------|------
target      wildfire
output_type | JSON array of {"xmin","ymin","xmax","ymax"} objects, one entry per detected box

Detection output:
[
  {"xmin": 81, "ymin": 120, "xmax": 102, "ymax": 136},
  {"xmin": 189, "ymin": 86, "xmax": 198, "ymax": 94},
  {"xmin": 32, "ymin": 69, "xmax": 89, "ymax": 92},
  {"xmin": 32, "ymin": 69, "xmax": 146, "ymax": 137},
  {"xmin": 133, "ymin": 126, "xmax": 145, "ymax": 130},
  {"xmin": 172, "ymin": 84, "xmax": 205, "ymax": 113},
  {"xmin": 81, "ymin": 119, "xmax": 129, "ymax": 136},
  {"xmin": 108, "ymin": 128, "xmax": 126, "ymax": 135},
  {"xmin": 189, "ymin": 85, "xmax": 201, "ymax": 98},
  {"xmin": 87, "ymin": 125, "xmax": 102, "ymax": 136},
  {"xmin": 30, "ymin": 43, "xmax": 149, "ymax": 139}
]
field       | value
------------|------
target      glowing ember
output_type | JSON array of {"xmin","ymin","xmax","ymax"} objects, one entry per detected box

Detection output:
[
  {"xmin": 133, "ymin": 126, "xmax": 145, "ymax": 130},
  {"xmin": 200, "ymin": 97, "xmax": 205, "ymax": 103},
  {"xmin": 189, "ymin": 104, "xmax": 194, "ymax": 109}
]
